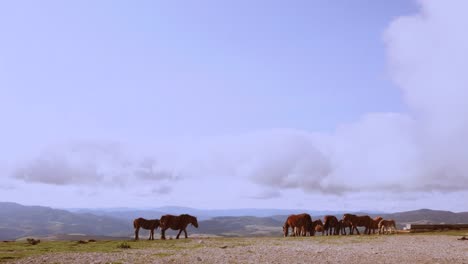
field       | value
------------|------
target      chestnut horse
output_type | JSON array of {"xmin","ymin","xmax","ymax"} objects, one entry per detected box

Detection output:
[
  {"xmin": 323, "ymin": 215, "xmax": 339, "ymax": 236},
  {"xmin": 283, "ymin": 213, "xmax": 313, "ymax": 237},
  {"xmin": 133, "ymin": 218, "xmax": 160, "ymax": 240},
  {"xmin": 160, "ymin": 214, "xmax": 198, "ymax": 240},
  {"xmin": 312, "ymin": 219, "xmax": 324, "ymax": 236},
  {"xmin": 342, "ymin": 214, "xmax": 372, "ymax": 235},
  {"xmin": 370, "ymin": 216, "xmax": 383, "ymax": 234},
  {"xmin": 378, "ymin": 219, "xmax": 397, "ymax": 234}
]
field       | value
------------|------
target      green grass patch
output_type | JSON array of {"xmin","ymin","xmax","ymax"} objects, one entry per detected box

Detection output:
[
  {"xmin": 0, "ymin": 240, "xmax": 159, "ymax": 262},
  {"xmin": 0, "ymin": 238, "xmax": 208, "ymax": 262}
]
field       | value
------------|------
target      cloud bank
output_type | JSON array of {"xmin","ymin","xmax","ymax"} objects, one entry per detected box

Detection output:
[
  {"xmin": 11, "ymin": 0, "xmax": 468, "ymax": 199},
  {"xmin": 13, "ymin": 141, "xmax": 178, "ymax": 187}
]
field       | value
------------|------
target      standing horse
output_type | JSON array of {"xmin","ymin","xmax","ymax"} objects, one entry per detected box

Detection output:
[
  {"xmin": 133, "ymin": 218, "xmax": 160, "ymax": 240},
  {"xmin": 299, "ymin": 213, "xmax": 314, "ymax": 236},
  {"xmin": 323, "ymin": 215, "xmax": 339, "ymax": 236},
  {"xmin": 342, "ymin": 214, "xmax": 372, "ymax": 235},
  {"xmin": 283, "ymin": 213, "xmax": 313, "ymax": 237},
  {"xmin": 160, "ymin": 214, "xmax": 198, "ymax": 240},
  {"xmin": 337, "ymin": 219, "xmax": 350, "ymax": 235}
]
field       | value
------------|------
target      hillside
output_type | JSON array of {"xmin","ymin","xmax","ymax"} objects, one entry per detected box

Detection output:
[
  {"xmin": 381, "ymin": 209, "xmax": 468, "ymax": 225},
  {"xmin": 1, "ymin": 202, "xmax": 468, "ymax": 240},
  {"xmin": 197, "ymin": 216, "xmax": 283, "ymax": 237},
  {"xmin": 69, "ymin": 207, "xmax": 342, "ymax": 221},
  {"xmin": 0, "ymin": 202, "xmax": 131, "ymax": 240}
]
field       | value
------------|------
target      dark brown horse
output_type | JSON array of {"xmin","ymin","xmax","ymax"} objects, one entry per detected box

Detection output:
[
  {"xmin": 323, "ymin": 215, "xmax": 339, "ymax": 236},
  {"xmin": 160, "ymin": 214, "xmax": 198, "ymax": 240},
  {"xmin": 283, "ymin": 213, "xmax": 313, "ymax": 237},
  {"xmin": 342, "ymin": 214, "xmax": 372, "ymax": 235},
  {"xmin": 133, "ymin": 218, "xmax": 160, "ymax": 240}
]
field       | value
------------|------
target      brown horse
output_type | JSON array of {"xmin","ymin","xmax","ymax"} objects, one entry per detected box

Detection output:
[
  {"xmin": 133, "ymin": 218, "xmax": 160, "ymax": 240},
  {"xmin": 160, "ymin": 214, "xmax": 198, "ymax": 240},
  {"xmin": 370, "ymin": 216, "xmax": 383, "ymax": 234},
  {"xmin": 378, "ymin": 219, "xmax": 397, "ymax": 234},
  {"xmin": 312, "ymin": 219, "xmax": 324, "ymax": 236},
  {"xmin": 342, "ymin": 214, "xmax": 372, "ymax": 235},
  {"xmin": 337, "ymin": 219, "xmax": 350, "ymax": 235},
  {"xmin": 323, "ymin": 215, "xmax": 339, "ymax": 236},
  {"xmin": 283, "ymin": 213, "xmax": 313, "ymax": 237},
  {"xmin": 299, "ymin": 213, "xmax": 313, "ymax": 236}
]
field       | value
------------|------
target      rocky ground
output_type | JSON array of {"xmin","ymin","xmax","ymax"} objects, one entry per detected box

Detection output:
[{"xmin": 9, "ymin": 234, "xmax": 468, "ymax": 264}]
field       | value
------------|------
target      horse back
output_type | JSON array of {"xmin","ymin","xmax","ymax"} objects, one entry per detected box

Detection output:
[{"xmin": 160, "ymin": 214, "xmax": 191, "ymax": 230}]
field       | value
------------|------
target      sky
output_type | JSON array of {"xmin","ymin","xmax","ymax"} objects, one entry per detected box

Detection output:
[{"xmin": 1, "ymin": 0, "xmax": 467, "ymax": 212}]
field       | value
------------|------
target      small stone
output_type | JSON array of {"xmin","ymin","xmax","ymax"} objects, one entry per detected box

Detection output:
[{"xmin": 197, "ymin": 257, "xmax": 202, "ymax": 261}]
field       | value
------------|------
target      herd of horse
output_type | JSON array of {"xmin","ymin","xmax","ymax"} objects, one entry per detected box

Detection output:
[
  {"xmin": 133, "ymin": 214, "xmax": 199, "ymax": 240},
  {"xmin": 283, "ymin": 213, "xmax": 397, "ymax": 237},
  {"xmin": 132, "ymin": 212, "xmax": 397, "ymax": 240}
]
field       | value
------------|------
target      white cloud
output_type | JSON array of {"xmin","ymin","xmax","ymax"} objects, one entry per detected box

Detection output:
[{"xmin": 9, "ymin": 0, "xmax": 468, "ymax": 204}]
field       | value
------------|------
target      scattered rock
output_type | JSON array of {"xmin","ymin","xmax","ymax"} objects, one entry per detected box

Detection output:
[
  {"xmin": 197, "ymin": 257, "xmax": 202, "ymax": 261},
  {"xmin": 457, "ymin": 236, "xmax": 467, "ymax": 241},
  {"xmin": 77, "ymin": 240, "xmax": 88, "ymax": 244},
  {"xmin": 220, "ymin": 246, "xmax": 228, "ymax": 249}
]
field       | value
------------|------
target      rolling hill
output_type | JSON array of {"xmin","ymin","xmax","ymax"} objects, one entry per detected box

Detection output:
[
  {"xmin": 1, "ymin": 202, "xmax": 467, "ymax": 240},
  {"xmin": 0, "ymin": 202, "xmax": 131, "ymax": 240}
]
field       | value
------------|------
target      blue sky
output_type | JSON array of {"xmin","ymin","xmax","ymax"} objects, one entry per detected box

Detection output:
[{"xmin": 1, "ymin": 0, "xmax": 467, "ymax": 212}]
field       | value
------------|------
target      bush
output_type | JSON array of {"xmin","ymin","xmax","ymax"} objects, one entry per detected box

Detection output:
[{"xmin": 117, "ymin": 242, "xmax": 131, "ymax": 249}]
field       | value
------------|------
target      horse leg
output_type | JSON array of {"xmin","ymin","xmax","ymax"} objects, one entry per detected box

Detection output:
[
  {"xmin": 161, "ymin": 228, "xmax": 166, "ymax": 240},
  {"xmin": 184, "ymin": 229, "xmax": 188, "ymax": 238},
  {"xmin": 149, "ymin": 228, "xmax": 154, "ymax": 240},
  {"xmin": 354, "ymin": 225, "xmax": 360, "ymax": 235},
  {"xmin": 135, "ymin": 227, "xmax": 139, "ymax": 240},
  {"xmin": 176, "ymin": 229, "xmax": 183, "ymax": 239}
]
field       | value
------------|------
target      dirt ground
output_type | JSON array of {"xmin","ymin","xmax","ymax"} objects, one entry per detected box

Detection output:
[{"xmin": 10, "ymin": 234, "xmax": 468, "ymax": 264}]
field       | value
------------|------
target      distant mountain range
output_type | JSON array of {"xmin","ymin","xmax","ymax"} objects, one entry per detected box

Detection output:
[
  {"xmin": 67, "ymin": 206, "xmax": 351, "ymax": 221},
  {"xmin": 1, "ymin": 202, "xmax": 467, "ymax": 240}
]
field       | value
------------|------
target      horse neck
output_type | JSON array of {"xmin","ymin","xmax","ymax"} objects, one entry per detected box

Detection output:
[{"xmin": 188, "ymin": 216, "xmax": 195, "ymax": 226}]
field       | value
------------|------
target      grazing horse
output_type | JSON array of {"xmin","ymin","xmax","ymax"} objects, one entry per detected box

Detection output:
[
  {"xmin": 283, "ymin": 213, "xmax": 313, "ymax": 237},
  {"xmin": 160, "ymin": 214, "xmax": 198, "ymax": 240},
  {"xmin": 378, "ymin": 219, "xmax": 397, "ymax": 234},
  {"xmin": 370, "ymin": 216, "xmax": 383, "ymax": 234},
  {"xmin": 312, "ymin": 219, "xmax": 324, "ymax": 236},
  {"xmin": 342, "ymin": 214, "xmax": 372, "ymax": 235},
  {"xmin": 133, "ymin": 218, "xmax": 160, "ymax": 240},
  {"xmin": 323, "ymin": 215, "xmax": 339, "ymax": 236}
]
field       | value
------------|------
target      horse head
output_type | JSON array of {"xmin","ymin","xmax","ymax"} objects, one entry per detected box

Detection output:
[{"xmin": 191, "ymin": 216, "xmax": 199, "ymax": 228}]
